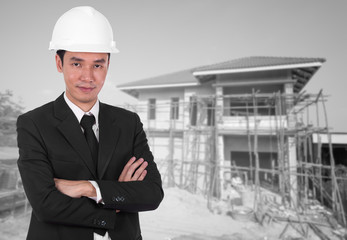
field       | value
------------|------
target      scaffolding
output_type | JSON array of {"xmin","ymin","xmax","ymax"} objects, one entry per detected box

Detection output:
[
  {"xmin": 0, "ymin": 159, "xmax": 30, "ymax": 220},
  {"xmin": 124, "ymin": 90, "xmax": 347, "ymax": 229},
  {"xmin": 1, "ymin": 89, "xmax": 346, "ymax": 237}
]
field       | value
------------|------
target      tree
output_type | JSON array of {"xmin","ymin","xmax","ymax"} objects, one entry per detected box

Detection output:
[
  {"xmin": 0, "ymin": 90, "xmax": 24, "ymax": 118},
  {"xmin": 0, "ymin": 90, "xmax": 24, "ymax": 136}
]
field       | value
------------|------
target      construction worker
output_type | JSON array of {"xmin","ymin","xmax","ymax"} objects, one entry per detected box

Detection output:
[{"xmin": 17, "ymin": 6, "xmax": 163, "ymax": 240}]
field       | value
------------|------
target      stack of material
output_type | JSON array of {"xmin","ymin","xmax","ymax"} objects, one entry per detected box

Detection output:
[{"xmin": 254, "ymin": 192, "xmax": 347, "ymax": 240}]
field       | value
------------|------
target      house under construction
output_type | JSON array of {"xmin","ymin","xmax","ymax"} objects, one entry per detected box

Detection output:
[{"xmin": 118, "ymin": 56, "xmax": 347, "ymax": 225}]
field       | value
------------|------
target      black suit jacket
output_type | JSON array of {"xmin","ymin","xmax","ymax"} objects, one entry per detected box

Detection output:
[{"xmin": 17, "ymin": 94, "xmax": 164, "ymax": 240}]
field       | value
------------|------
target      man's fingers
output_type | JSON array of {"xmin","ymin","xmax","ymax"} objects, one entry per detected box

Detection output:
[
  {"xmin": 119, "ymin": 156, "xmax": 136, "ymax": 181},
  {"xmin": 125, "ymin": 156, "xmax": 137, "ymax": 167},
  {"xmin": 137, "ymin": 169, "xmax": 147, "ymax": 181},
  {"xmin": 124, "ymin": 158, "xmax": 143, "ymax": 179},
  {"xmin": 126, "ymin": 158, "xmax": 144, "ymax": 178},
  {"xmin": 131, "ymin": 161, "xmax": 148, "ymax": 180},
  {"xmin": 119, "ymin": 157, "xmax": 148, "ymax": 182}
]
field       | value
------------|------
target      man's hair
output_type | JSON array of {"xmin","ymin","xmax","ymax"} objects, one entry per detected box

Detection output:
[
  {"xmin": 56, "ymin": 50, "xmax": 111, "ymax": 65},
  {"xmin": 57, "ymin": 50, "xmax": 66, "ymax": 65}
]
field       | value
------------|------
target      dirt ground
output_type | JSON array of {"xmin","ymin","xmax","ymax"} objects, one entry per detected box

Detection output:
[
  {"xmin": 0, "ymin": 214, "xmax": 29, "ymax": 240},
  {"xmin": 0, "ymin": 188, "xmax": 343, "ymax": 240}
]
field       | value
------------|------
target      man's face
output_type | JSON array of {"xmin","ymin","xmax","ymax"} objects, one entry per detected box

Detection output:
[{"xmin": 55, "ymin": 51, "xmax": 109, "ymax": 109}]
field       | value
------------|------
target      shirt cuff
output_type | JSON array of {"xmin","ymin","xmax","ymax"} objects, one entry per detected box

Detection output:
[{"xmin": 88, "ymin": 180, "xmax": 103, "ymax": 204}]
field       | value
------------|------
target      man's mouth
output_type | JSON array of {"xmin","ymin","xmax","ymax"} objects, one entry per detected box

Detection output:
[{"xmin": 78, "ymin": 86, "xmax": 95, "ymax": 93}]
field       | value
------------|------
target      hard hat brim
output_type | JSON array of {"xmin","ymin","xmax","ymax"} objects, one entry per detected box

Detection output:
[{"xmin": 49, "ymin": 42, "xmax": 119, "ymax": 53}]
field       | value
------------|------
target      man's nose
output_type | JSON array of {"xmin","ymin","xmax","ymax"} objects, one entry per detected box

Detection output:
[{"xmin": 81, "ymin": 67, "xmax": 94, "ymax": 81}]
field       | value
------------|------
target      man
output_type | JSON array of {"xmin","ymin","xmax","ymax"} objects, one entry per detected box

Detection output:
[{"xmin": 17, "ymin": 6, "xmax": 163, "ymax": 240}]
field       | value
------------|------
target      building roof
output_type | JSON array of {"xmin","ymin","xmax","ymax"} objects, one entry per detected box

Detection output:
[
  {"xmin": 118, "ymin": 56, "xmax": 325, "ymax": 94},
  {"xmin": 117, "ymin": 69, "xmax": 198, "ymax": 90},
  {"xmin": 193, "ymin": 56, "xmax": 325, "ymax": 75}
]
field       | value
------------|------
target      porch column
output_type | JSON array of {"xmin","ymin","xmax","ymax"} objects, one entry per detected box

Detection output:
[
  {"xmin": 284, "ymin": 82, "xmax": 298, "ymax": 205},
  {"xmin": 214, "ymin": 86, "xmax": 225, "ymax": 197}
]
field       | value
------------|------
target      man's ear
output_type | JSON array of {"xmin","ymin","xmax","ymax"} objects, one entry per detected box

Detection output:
[{"xmin": 55, "ymin": 54, "xmax": 63, "ymax": 73}]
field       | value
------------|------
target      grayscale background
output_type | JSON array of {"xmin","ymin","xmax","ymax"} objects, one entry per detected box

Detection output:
[{"xmin": 0, "ymin": 1, "xmax": 346, "ymax": 240}]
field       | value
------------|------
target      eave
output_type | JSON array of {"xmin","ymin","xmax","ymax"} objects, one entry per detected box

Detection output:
[{"xmin": 193, "ymin": 62, "xmax": 323, "ymax": 76}]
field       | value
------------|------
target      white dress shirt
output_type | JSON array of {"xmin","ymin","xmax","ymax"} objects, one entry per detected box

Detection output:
[{"xmin": 63, "ymin": 93, "xmax": 111, "ymax": 240}]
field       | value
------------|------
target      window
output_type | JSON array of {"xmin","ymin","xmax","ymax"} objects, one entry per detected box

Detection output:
[
  {"xmin": 170, "ymin": 98, "xmax": 179, "ymax": 120},
  {"xmin": 189, "ymin": 96, "xmax": 197, "ymax": 126},
  {"xmin": 207, "ymin": 101, "xmax": 215, "ymax": 126},
  {"xmin": 148, "ymin": 98, "xmax": 156, "ymax": 120},
  {"xmin": 229, "ymin": 100, "xmax": 275, "ymax": 116}
]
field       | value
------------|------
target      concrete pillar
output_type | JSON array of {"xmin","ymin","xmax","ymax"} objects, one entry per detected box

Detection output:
[
  {"xmin": 283, "ymin": 82, "xmax": 298, "ymax": 204},
  {"xmin": 213, "ymin": 86, "xmax": 225, "ymax": 197},
  {"xmin": 218, "ymin": 135, "xmax": 226, "ymax": 182},
  {"xmin": 215, "ymin": 86, "xmax": 224, "ymax": 124},
  {"xmin": 284, "ymin": 83, "xmax": 296, "ymax": 129},
  {"xmin": 288, "ymin": 137, "xmax": 298, "ymax": 205},
  {"xmin": 182, "ymin": 89, "xmax": 195, "ymax": 161}
]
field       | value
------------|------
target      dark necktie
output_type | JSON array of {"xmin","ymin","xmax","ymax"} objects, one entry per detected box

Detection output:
[
  {"xmin": 80, "ymin": 115, "xmax": 98, "ymax": 172},
  {"xmin": 80, "ymin": 115, "xmax": 106, "ymax": 236}
]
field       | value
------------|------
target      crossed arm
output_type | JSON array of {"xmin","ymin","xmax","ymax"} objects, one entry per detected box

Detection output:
[
  {"xmin": 17, "ymin": 111, "xmax": 163, "ymax": 229},
  {"xmin": 54, "ymin": 156, "xmax": 148, "ymax": 199}
]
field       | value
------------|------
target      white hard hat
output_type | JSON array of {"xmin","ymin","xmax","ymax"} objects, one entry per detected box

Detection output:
[{"xmin": 49, "ymin": 6, "xmax": 119, "ymax": 53}]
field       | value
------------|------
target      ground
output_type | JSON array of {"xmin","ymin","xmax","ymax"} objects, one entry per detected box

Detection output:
[
  {"xmin": 0, "ymin": 147, "xmax": 18, "ymax": 160},
  {"xmin": 0, "ymin": 187, "xmax": 340, "ymax": 240},
  {"xmin": 140, "ymin": 188, "xmax": 337, "ymax": 240},
  {"xmin": 0, "ymin": 147, "xmax": 341, "ymax": 239}
]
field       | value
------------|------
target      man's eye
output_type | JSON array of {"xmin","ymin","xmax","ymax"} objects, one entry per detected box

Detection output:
[
  {"xmin": 72, "ymin": 63, "xmax": 80, "ymax": 67},
  {"xmin": 94, "ymin": 64, "xmax": 102, "ymax": 68}
]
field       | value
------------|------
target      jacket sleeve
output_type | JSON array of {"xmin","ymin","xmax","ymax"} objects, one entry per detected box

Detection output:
[
  {"xmin": 96, "ymin": 112, "xmax": 164, "ymax": 212},
  {"xmin": 17, "ymin": 114, "xmax": 117, "ymax": 230}
]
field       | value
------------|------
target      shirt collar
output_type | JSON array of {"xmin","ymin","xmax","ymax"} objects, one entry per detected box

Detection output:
[{"xmin": 63, "ymin": 92, "xmax": 99, "ymax": 126}]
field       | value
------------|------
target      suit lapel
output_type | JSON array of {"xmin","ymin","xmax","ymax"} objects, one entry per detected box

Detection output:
[
  {"xmin": 98, "ymin": 103, "xmax": 120, "ymax": 179},
  {"xmin": 54, "ymin": 94, "xmax": 97, "ymax": 179}
]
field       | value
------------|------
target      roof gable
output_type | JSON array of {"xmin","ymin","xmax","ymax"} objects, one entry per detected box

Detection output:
[
  {"xmin": 117, "ymin": 69, "xmax": 198, "ymax": 90},
  {"xmin": 193, "ymin": 56, "xmax": 325, "ymax": 75},
  {"xmin": 118, "ymin": 56, "xmax": 325, "ymax": 94}
]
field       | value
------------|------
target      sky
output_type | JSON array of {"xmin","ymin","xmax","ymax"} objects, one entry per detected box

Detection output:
[{"xmin": 1, "ymin": 0, "xmax": 346, "ymax": 131}]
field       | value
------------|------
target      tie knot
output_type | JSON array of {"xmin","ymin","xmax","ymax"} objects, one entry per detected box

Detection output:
[{"xmin": 80, "ymin": 115, "xmax": 96, "ymax": 130}]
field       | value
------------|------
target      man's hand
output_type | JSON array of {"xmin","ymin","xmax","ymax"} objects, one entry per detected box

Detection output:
[
  {"xmin": 54, "ymin": 179, "xmax": 96, "ymax": 198},
  {"xmin": 116, "ymin": 157, "xmax": 148, "ymax": 213},
  {"xmin": 54, "ymin": 156, "xmax": 147, "ymax": 200},
  {"xmin": 118, "ymin": 156, "xmax": 148, "ymax": 182}
]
